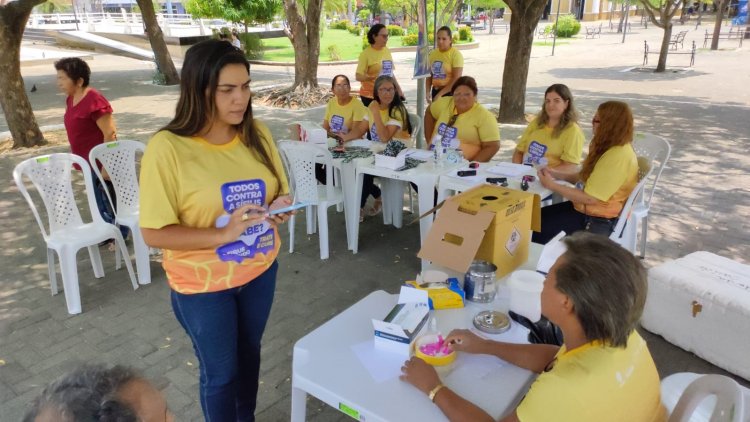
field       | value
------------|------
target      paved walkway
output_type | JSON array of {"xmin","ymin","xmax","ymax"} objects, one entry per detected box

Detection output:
[{"xmin": 1, "ymin": 21, "xmax": 749, "ymax": 420}]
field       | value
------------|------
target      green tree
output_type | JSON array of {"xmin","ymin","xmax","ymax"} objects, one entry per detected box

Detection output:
[
  {"xmin": 640, "ymin": 0, "xmax": 685, "ymax": 72},
  {"xmin": 0, "ymin": 0, "xmax": 46, "ymax": 147},
  {"xmin": 186, "ymin": 0, "xmax": 280, "ymax": 30},
  {"xmin": 283, "ymin": 0, "xmax": 324, "ymax": 88},
  {"xmin": 498, "ymin": 0, "xmax": 548, "ymax": 123}
]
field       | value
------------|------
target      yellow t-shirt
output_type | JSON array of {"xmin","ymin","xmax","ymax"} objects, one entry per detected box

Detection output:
[
  {"xmin": 429, "ymin": 96, "xmax": 500, "ymax": 160},
  {"xmin": 139, "ymin": 121, "xmax": 289, "ymax": 294},
  {"xmin": 324, "ymin": 96, "xmax": 368, "ymax": 135},
  {"xmin": 517, "ymin": 331, "xmax": 667, "ymax": 422},
  {"xmin": 515, "ymin": 118, "xmax": 584, "ymax": 168},
  {"xmin": 356, "ymin": 46, "xmax": 395, "ymax": 99},
  {"xmin": 574, "ymin": 144, "xmax": 638, "ymax": 219},
  {"xmin": 363, "ymin": 106, "xmax": 409, "ymax": 142},
  {"xmin": 428, "ymin": 47, "xmax": 464, "ymax": 89}
]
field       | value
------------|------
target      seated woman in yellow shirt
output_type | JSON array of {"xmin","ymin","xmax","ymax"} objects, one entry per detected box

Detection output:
[
  {"xmin": 532, "ymin": 101, "xmax": 639, "ymax": 244},
  {"xmin": 322, "ymin": 74, "xmax": 368, "ymax": 142},
  {"xmin": 401, "ymin": 232, "xmax": 666, "ymax": 422},
  {"xmin": 513, "ymin": 84, "xmax": 584, "ymax": 172},
  {"xmin": 424, "ymin": 76, "xmax": 500, "ymax": 162}
]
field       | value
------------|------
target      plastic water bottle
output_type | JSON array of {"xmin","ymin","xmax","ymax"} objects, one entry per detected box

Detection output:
[{"xmin": 435, "ymin": 146, "xmax": 445, "ymax": 168}]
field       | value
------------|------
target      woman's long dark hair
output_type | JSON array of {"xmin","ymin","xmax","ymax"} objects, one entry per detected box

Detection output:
[
  {"xmin": 537, "ymin": 83, "xmax": 578, "ymax": 138},
  {"xmin": 161, "ymin": 40, "xmax": 281, "ymax": 183},
  {"xmin": 373, "ymin": 75, "xmax": 412, "ymax": 134}
]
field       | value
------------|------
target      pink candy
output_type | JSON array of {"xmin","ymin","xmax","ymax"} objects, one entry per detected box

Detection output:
[{"xmin": 419, "ymin": 335, "xmax": 453, "ymax": 356}]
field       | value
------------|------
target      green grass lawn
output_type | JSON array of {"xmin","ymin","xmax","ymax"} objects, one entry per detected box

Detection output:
[
  {"xmin": 260, "ymin": 28, "xmax": 475, "ymax": 62},
  {"xmin": 261, "ymin": 29, "xmax": 404, "ymax": 62}
]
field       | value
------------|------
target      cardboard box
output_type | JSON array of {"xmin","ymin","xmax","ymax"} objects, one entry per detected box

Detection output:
[
  {"xmin": 290, "ymin": 121, "xmax": 327, "ymax": 145},
  {"xmin": 404, "ymin": 278, "xmax": 465, "ymax": 310},
  {"xmin": 371, "ymin": 287, "xmax": 429, "ymax": 356},
  {"xmin": 418, "ymin": 185, "xmax": 541, "ymax": 277},
  {"xmin": 374, "ymin": 149, "xmax": 407, "ymax": 169}
]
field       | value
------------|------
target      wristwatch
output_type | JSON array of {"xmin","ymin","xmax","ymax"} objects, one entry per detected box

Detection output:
[{"xmin": 428, "ymin": 383, "xmax": 446, "ymax": 402}]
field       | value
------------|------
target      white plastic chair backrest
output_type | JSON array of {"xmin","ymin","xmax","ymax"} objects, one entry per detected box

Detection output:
[
  {"xmin": 669, "ymin": 374, "xmax": 745, "ymax": 422},
  {"xmin": 276, "ymin": 141, "xmax": 335, "ymax": 204},
  {"xmin": 407, "ymin": 112, "xmax": 423, "ymax": 148},
  {"xmin": 89, "ymin": 140, "xmax": 145, "ymax": 217},
  {"xmin": 633, "ymin": 133, "xmax": 671, "ymax": 208},
  {"xmin": 12, "ymin": 153, "xmax": 101, "ymax": 241},
  {"xmin": 611, "ymin": 156, "xmax": 652, "ymax": 240}
]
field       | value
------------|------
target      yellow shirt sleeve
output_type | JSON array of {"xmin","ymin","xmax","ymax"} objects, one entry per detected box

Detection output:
[
  {"xmin": 559, "ymin": 124, "xmax": 585, "ymax": 165},
  {"xmin": 139, "ymin": 131, "xmax": 181, "ymax": 229},
  {"xmin": 451, "ymin": 47, "xmax": 464, "ymax": 68},
  {"xmin": 477, "ymin": 107, "xmax": 500, "ymax": 142},
  {"xmin": 255, "ymin": 120, "xmax": 289, "ymax": 196},
  {"xmin": 353, "ymin": 98, "xmax": 368, "ymax": 122},
  {"xmin": 584, "ymin": 146, "xmax": 634, "ymax": 202},
  {"xmin": 323, "ymin": 98, "xmax": 334, "ymax": 124},
  {"xmin": 430, "ymin": 96, "xmax": 451, "ymax": 120},
  {"xmin": 356, "ymin": 49, "xmax": 369, "ymax": 76},
  {"xmin": 517, "ymin": 372, "xmax": 585, "ymax": 422}
]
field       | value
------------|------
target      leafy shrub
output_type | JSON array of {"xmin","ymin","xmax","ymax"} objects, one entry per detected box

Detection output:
[
  {"xmin": 401, "ymin": 33, "xmax": 419, "ymax": 46},
  {"xmin": 458, "ymin": 26, "xmax": 473, "ymax": 42},
  {"xmin": 328, "ymin": 44, "xmax": 342, "ymax": 61},
  {"xmin": 387, "ymin": 25, "xmax": 404, "ymax": 36},
  {"xmin": 357, "ymin": 8, "xmax": 371, "ymax": 23},
  {"xmin": 407, "ymin": 24, "xmax": 419, "ymax": 35},
  {"xmin": 347, "ymin": 23, "xmax": 361, "ymax": 35},
  {"xmin": 238, "ymin": 33, "xmax": 264, "ymax": 60},
  {"xmin": 551, "ymin": 14, "xmax": 581, "ymax": 37},
  {"xmin": 362, "ymin": 33, "xmax": 370, "ymax": 49},
  {"xmin": 331, "ymin": 20, "xmax": 351, "ymax": 30}
]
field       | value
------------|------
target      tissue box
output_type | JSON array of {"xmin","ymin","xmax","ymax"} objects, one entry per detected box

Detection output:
[
  {"xmin": 372, "ymin": 287, "xmax": 429, "ymax": 356},
  {"xmin": 374, "ymin": 151, "xmax": 406, "ymax": 169},
  {"xmin": 293, "ymin": 121, "xmax": 327, "ymax": 145},
  {"xmin": 404, "ymin": 278, "xmax": 465, "ymax": 310}
]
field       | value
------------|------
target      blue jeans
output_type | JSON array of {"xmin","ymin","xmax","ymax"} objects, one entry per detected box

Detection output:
[{"xmin": 171, "ymin": 261, "xmax": 278, "ymax": 422}]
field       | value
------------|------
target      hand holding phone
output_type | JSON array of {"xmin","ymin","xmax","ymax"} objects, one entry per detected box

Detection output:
[{"xmin": 267, "ymin": 201, "xmax": 310, "ymax": 215}]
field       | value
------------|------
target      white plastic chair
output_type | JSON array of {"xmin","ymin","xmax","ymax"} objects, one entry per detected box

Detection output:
[
  {"xmin": 631, "ymin": 133, "xmax": 671, "ymax": 258},
  {"xmin": 610, "ymin": 156, "xmax": 653, "ymax": 253},
  {"xmin": 13, "ymin": 153, "xmax": 138, "ymax": 315},
  {"xmin": 277, "ymin": 141, "xmax": 344, "ymax": 260},
  {"xmin": 662, "ymin": 373, "xmax": 746, "ymax": 422},
  {"xmin": 89, "ymin": 140, "xmax": 151, "ymax": 285}
]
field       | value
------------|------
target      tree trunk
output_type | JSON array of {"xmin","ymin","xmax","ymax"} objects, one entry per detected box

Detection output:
[
  {"xmin": 488, "ymin": 11, "xmax": 495, "ymax": 34},
  {"xmin": 618, "ymin": 2, "xmax": 626, "ymax": 33},
  {"xmin": 656, "ymin": 21, "xmax": 672, "ymax": 72},
  {"xmin": 136, "ymin": 0, "xmax": 179, "ymax": 85},
  {"xmin": 0, "ymin": 0, "xmax": 46, "ymax": 148},
  {"xmin": 498, "ymin": 0, "xmax": 547, "ymax": 123},
  {"xmin": 283, "ymin": 0, "xmax": 323, "ymax": 89},
  {"xmin": 710, "ymin": 0, "xmax": 727, "ymax": 50}
]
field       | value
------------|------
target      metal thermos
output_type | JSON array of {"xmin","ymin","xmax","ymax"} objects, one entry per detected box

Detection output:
[{"xmin": 463, "ymin": 260, "xmax": 498, "ymax": 303}]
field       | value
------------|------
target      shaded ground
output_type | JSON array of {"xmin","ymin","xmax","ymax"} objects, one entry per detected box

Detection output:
[{"xmin": 1, "ymin": 20, "xmax": 749, "ymax": 420}]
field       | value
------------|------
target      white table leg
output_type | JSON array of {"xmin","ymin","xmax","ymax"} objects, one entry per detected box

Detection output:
[
  {"xmin": 417, "ymin": 179, "xmax": 437, "ymax": 270},
  {"xmin": 291, "ymin": 385, "xmax": 307, "ymax": 422},
  {"xmin": 339, "ymin": 161, "xmax": 358, "ymax": 252},
  {"xmin": 390, "ymin": 180, "xmax": 405, "ymax": 229},
  {"xmin": 351, "ymin": 170, "xmax": 365, "ymax": 254}
]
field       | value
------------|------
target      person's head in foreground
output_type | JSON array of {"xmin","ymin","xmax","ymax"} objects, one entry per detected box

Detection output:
[
  {"xmin": 24, "ymin": 364, "xmax": 173, "ymax": 422},
  {"xmin": 401, "ymin": 232, "xmax": 665, "ymax": 422}
]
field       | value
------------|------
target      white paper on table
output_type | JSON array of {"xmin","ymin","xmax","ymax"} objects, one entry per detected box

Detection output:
[
  {"xmin": 404, "ymin": 148, "xmax": 434, "ymax": 161},
  {"xmin": 348, "ymin": 139, "xmax": 377, "ymax": 148},
  {"xmin": 446, "ymin": 353, "xmax": 507, "ymax": 384},
  {"xmin": 445, "ymin": 168, "xmax": 484, "ymax": 184},
  {"xmin": 486, "ymin": 162, "xmax": 530, "ymax": 177},
  {"xmin": 351, "ymin": 339, "xmax": 406, "ymax": 383}
]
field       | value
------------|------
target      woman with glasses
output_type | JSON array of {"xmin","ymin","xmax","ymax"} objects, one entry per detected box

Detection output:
[
  {"xmin": 513, "ymin": 84, "xmax": 584, "ymax": 172},
  {"xmin": 139, "ymin": 40, "xmax": 293, "ymax": 421},
  {"xmin": 358, "ymin": 75, "xmax": 412, "ymax": 220},
  {"xmin": 322, "ymin": 74, "xmax": 368, "ymax": 142},
  {"xmin": 426, "ymin": 26, "xmax": 464, "ymax": 103},
  {"xmin": 357, "ymin": 24, "xmax": 404, "ymax": 107},
  {"xmin": 424, "ymin": 76, "xmax": 500, "ymax": 162},
  {"xmin": 532, "ymin": 101, "xmax": 639, "ymax": 244}
]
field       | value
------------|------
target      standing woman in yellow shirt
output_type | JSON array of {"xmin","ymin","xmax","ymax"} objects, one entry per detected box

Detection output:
[
  {"xmin": 426, "ymin": 26, "xmax": 464, "ymax": 103},
  {"xmin": 424, "ymin": 76, "xmax": 500, "ymax": 162},
  {"xmin": 533, "ymin": 101, "xmax": 639, "ymax": 244},
  {"xmin": 513, "ymin": 84, "xmax": 584, "ymax": 172},
  {"xmin": 138, "ymin": 40, "xmax": 293, "ymax": 421},
  {"xmin": 356, "ymin": 24, "xmax": 404, "ymax": 107}
]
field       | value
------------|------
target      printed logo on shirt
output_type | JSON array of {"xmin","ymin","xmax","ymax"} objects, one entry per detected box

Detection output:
[
  {"xmin": 370, "ymin": 122, "xmax": 381, "ymax": 142},
  {"xmin": 431, "ymin": 61, "xmax": 446, "ymax": 80},
  {"xmin": 214, "ymin": 179, "xmax": 275, "ymax": 263},
  {"xmin": 437, "ymin": 123, "xmax": 459, "ymax": 147},
  {"xmin": 330, "ymin": 115, "xmax": 347, "ymax": 133},
  {"xmin": 380, "ymin": 60, "xmax": 394, "ymax": 76},
  {"xmin": 524, "ymin": 140, "xmax": 548, "ymax": 165}
]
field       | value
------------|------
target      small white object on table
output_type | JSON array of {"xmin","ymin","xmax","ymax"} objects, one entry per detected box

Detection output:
[{"xmin": 436, "ymin": 162, "xmax": 553, "ymax": 204}]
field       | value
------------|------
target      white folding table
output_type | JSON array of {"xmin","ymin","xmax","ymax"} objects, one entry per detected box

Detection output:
[
  {"xmin": 291, "ymin": 244, "xmax": 545, "ymax": 422},
  {"xmin": 436, "ymin": 162, "xmax": 554, "ymax": 203}
]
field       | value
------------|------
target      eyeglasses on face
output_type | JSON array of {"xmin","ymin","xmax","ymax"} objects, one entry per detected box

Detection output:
[{"xmin": 334, "ymin": 84, "xmax": 350, "ymax": 89}]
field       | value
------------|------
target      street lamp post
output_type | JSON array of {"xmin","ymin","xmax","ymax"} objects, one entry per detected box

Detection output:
[{"xmin": 551, "ymin": 0, "xmax": 562, "ymax": 56}]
